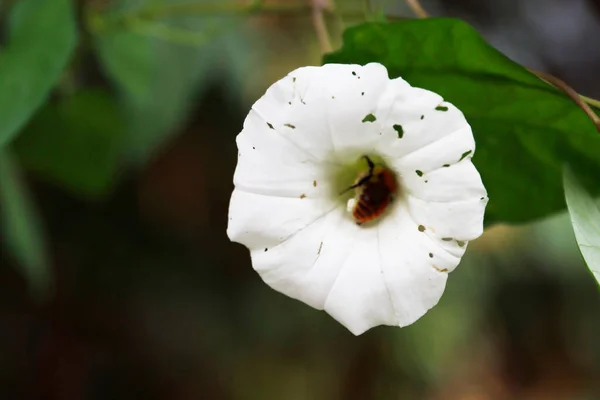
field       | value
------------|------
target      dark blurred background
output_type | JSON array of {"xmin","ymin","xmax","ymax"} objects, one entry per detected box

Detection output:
[{"xmin": 1, "ymin": 0, "xmax": 600, "ymax": 399}]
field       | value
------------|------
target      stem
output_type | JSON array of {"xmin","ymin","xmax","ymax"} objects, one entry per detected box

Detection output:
[
  {"xmin": 120, "ymin": 1, "xmax": 311, "ymax": 20},
  {"xmin": 126, "ymin": 19, "xmax": 214, "ymax": 47},
  {"xmin": 363, "ymin": 0, "xmax": 372, "ymax": 16},
  {"xmin": 312, "ymin": 0, "xmax": 333, "ymax": 53},
  {"xmin": 90, "ymin": 0, "xmax": 368, "ymax": 34},
  {"xmin": 405, "ymin": 0, "xmax": 429, "ymax": 18},
  {"xmin": 581, "ymin": 95, "xmax": 600, "ymax": 110},
  {"xmin": 529, "ymin": 69, "xmax": 600, "ymax": 132}
]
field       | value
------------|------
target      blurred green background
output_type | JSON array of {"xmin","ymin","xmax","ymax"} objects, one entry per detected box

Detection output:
[{"xmin": 1, "ymin": 0, "xmax": 600, "ymax": 399}]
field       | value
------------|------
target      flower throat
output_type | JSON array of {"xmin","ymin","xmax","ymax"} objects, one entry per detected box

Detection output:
[{"xmin": 341, "ymin": 155, "xmax": 398, "ymax": 225}]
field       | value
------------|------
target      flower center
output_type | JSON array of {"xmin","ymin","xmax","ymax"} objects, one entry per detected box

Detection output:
[{"xmin": 330, "ymin": 154, "xmax": 400, "ymax": 226}]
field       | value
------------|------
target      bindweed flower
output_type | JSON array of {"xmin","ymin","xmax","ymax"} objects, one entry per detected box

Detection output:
[{"xmin": 227, "ymin": 63, "xmax": 488, "ymax": 335}]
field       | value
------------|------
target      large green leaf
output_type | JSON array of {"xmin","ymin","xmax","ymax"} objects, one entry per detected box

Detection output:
[
  {"xmin": 564, "ymin": 166, "xmax": 600, "ymax": 287},
  {"xmin": 12, "ymin": 89, "xmax": 125, "ymax": 198},
  {"xmin": 0, "ymin": 149, "xmax": 49, "ymax": 297},
  {"xmin": 323, "ymin": 18, "xmax": 600, "ymax": 226},
  {"xmin": 0, "ymin": 0, "xmax": 77, "ymax": 148}
]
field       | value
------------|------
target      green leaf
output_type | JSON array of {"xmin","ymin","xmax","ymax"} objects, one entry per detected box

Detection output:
[
  {"xmin": 90, "ymin": 2, "xmax": 223, "ymax": 163},
  {"xmin": 324, "ymin": 18, "xmax": 600, "ymax": 226},
  {"xmin": 93, "ymin": 30, "xmax": 155, "ymax": 104},
  {"xmin": 91, "ymin": 0, "xmax": 266, "ymax": 164},
  {"xmin": 93, "ymin": 24, "xmax": 215, "ymax": 163},
  {"xmin": 0, "ymin": 149, "xmax": 50, "ymax": 297},
  {"xmin": 118, "ymin": 36, "xmax": 216, "ymax": 163},
  {"xmin": 13, "ymin": 89, "xmax": 125, "ymax": 199},
  {"xmin": 0, "ymin": 0, "xmax": 77, "ymax": 148},
  {"xmin": 563, "ymin": 166, "xmax": 600, "ymax": 287}
]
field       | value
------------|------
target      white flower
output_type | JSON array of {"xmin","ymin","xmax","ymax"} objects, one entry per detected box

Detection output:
[{"xmin": 227, "ymin": 63, "xmax": 488, "ymax": 335}]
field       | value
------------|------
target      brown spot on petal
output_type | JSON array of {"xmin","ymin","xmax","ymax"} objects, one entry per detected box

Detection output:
[{"xmin": 433, "ymin": 265, "xmax": 449, "ymax": 273}]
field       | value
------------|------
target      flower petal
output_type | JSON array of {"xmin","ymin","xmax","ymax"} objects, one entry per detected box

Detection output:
[
  {"xmin": 377, "ymin": 93, "xmax": 469, "ymax": 161},
  {"xmin": 323, "ymin": 227, "xmax": 399, "ymax": 335},
  {"xmin": 317, "ymin": 63, "xmax": 408, "ymax": 158},
  {"xmin": 400, "ymin": 159, "xmax": 487, "ymax": 203},
  {"xmin": 248, "ymin": 208, "xmax": 363, "ymax": 310},
  {"xmin": 390, "ymin": 125, "xmax": 475, "ymax": 174},
  {"xmin": 323, "ymin": 204, "xmax": 464, "ymax": 335},
  {"xmin": 252, "ymin": 63, "xmax": 415, "ymax": 163},
  {"xmin": 234, "ymin": 109, "xmax": 333, "ymax": 198},
  {"xmin": 250, "ymin": 67, "xmax": 334, "ymax": 162},
  {"xmin": 406, "ymin": 195, "xmax": 488, "ymax": 241},
  {"xmin": 227, "ymin": 189, "xmax": 336, "ymax": 250},
  {"xmin": 377, "ymin": 205, "xmax": 462, "ymax": 327}
]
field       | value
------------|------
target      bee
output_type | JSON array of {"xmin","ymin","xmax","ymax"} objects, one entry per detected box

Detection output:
[{"xmin": 340, "ymin": 155, "xmax": 398, "ymax": 225}]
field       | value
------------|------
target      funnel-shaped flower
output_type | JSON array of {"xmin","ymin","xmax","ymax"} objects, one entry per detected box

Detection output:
[{"xmin": 227, "ymin": 63, "xmax": 487, "ymax": 335}]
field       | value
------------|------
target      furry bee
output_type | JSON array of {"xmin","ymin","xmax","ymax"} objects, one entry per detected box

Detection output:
[{"xmin": 341, "ymin": 156, "xmax": 398, "ymax": 225}]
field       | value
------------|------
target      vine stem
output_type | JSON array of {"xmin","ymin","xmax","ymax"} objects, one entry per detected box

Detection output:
[
  {"xmin": 582, "ymin": 95, "xmax": 600, "ymax": 109},
  {"xmin": 404, "ymin": 0, "xmax": 600, "ymax": 132},
  {"xmin": 91, "ymin": 0, "xmax": 365, "ymax": 51},
  {"xmin": 312, "ymin": 0, "xmax": 334, "ymax": 53},
  {"xmin": 115, "ymin": 1, "xmax": 311, "ymax": 20},
  {"xmin": 530, "ymin": 69, "xmax": 600, "ymax": 131},
  {"xmin": 405, "ymin": 0, "xmax": 429, "ymax": 19},
  {"xmin": 97, "ymin": 0, "xmax": 367, "ymax": 22}
]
